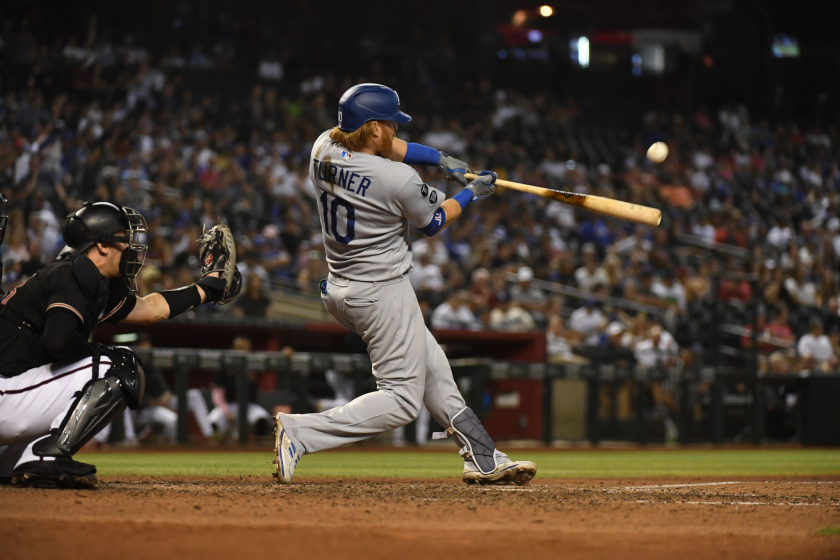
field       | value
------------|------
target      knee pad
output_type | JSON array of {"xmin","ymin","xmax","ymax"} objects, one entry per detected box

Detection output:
[
  {"xmin": 433, "ymin": 407, "xmax": 498, "ymax": 475},
  {"xmin": 95, "ymin": 346, "xmax": 145, "ymax": 410}
]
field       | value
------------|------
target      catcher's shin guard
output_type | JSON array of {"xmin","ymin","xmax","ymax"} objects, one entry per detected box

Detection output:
[
  {"xmin": 434, "ymin": 407, "xmax": 498, "ymax": 475},
  {"xmin": 33, "ymin": 350, "xmax": 144, "ymax": 458},
  {"xmin": 33, "ymin": 376, "xmax": 127, "ymax": 458}
]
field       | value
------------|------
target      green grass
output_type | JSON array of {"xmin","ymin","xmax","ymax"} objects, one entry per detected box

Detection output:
[
  {"xmin": 75, "ymin": 448, "xmax": 840, "ymax": 479},
  {"xmin": 815, "ymin": 527, "xmax": 840, "ymax": 537}
]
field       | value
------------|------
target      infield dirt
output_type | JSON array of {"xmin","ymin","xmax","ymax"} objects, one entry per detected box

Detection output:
[{"xmin": 2, "ymin": 476, "xmax": 839, "ymax": 559}]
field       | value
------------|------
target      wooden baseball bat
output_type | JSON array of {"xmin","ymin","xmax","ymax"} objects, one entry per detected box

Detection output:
[{"xmin": 464, "ymin": 173, "xmax": 662, "ymax": 227}]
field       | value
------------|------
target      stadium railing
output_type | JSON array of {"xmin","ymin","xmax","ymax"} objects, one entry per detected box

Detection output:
[{"xmin": 131, "ymin": 347, "xmax": 839, "ymax": 447}]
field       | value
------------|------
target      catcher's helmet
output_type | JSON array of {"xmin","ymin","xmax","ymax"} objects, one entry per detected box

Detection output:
[
  {"xmin": 337, "ymin": 83, "xmax": 412, "ymax": 132},
  {"xmin": 60, "ymin": 202, "xmax": 148, "ymax": 291}
]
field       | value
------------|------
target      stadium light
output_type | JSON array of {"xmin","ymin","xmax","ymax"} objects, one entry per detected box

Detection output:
[
  {"xmin": 512, "ymin": 10, "xmax": 527, "ymax": 26},
  {"xmin": 539, "ymin": 5, "xmax": 554, "ymax": 17},
  {"xmin": 577, "ymin": 36, "xmax": 589, "ymax": 68}
]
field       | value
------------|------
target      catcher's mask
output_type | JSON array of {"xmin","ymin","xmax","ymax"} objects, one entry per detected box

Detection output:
[{"xmin": 61, "ymin": 202, "xmax": 149, "ymax": 292}]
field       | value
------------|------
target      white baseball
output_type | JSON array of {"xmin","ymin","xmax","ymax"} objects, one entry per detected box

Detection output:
[{"xmin": 647, "ymin": 142, "xmax": 669, "ymax": 163}]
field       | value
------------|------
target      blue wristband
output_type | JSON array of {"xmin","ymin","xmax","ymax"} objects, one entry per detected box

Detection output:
[
  {"xmin": 403, "ymin": 143, "xmax": 441, "ymax": 166},
  {"xmin": 420, "ymin": 207, "xmax": 446, "ymax": 236},
  {"xmin": 452, "ymin": 189, "xmax": 473, "ymax": 211}
]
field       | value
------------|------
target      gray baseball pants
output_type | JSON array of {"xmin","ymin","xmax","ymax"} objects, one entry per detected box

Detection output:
[{"xmin": 280, "ymin": 272, "xmax": 465, "ymax": 454}]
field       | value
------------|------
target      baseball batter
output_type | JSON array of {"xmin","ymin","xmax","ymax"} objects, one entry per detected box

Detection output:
[
  {"xmin": 0, "ymin": 202, "xmax": 240, "ymax": 488},
  {"xmin": 274, "ymin": 84, "xmax": 537, "ymax": 485}
]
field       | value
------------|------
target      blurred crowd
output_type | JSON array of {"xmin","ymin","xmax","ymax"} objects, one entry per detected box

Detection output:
[{"xmin": 2, "ymin": 21, "xmax": 839, "ymax": 378}]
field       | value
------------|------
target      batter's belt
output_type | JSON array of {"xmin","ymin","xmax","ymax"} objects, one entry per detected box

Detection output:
[{"xmin": 328, "ymin": 270, "xmax": 409, "ymax": 284}]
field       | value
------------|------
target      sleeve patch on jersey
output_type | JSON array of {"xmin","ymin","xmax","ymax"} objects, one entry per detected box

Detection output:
[
  {"xmin": 421, "ymin": 184, "xmax": 429, "ymax": 197},
  {"xmin": 429, "ymin": 191, "xmax": 438, "ymax": 204}
]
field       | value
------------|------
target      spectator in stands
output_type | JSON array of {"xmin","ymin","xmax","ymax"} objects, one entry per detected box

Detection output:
[
  {"xmin": 601, "ymin": 252, "xmax": 624, "ymax": 297},
  {"xmin": 624, "ymin": 272, "xmax": 666, "ymax": 310},
  {"xmin": 652, "ymin": 269, "xmax": 686, "ymax": 313},
  {"xmin": 467, "ymin": 267, "xmax": 492, "ymax": 310},
  {"xmin": 601, "ymin": 321, "xmax": 636, "ymax": 365},
  {"xmin": 720, "ymin": 272, "xmax": 753, "ymax": 307},
  {"xmin": 684, "ymin": 263, "xmax": 712, "ymax": 303},
  {"xmin": 257, "ymin": 51, "xmax": 284, "ymax": 82},
  {"xmin": 432, "ymin": 290, "xmax": 480, "ymax": 330},
  {"xmin": 207, "ymin": 336, "xmax": 274, "ymax": 440},
  {"xmin": 635, "ymin": 324, "xmax": 681, "ymax": 442},
  {"xmin": 489, "ymin": 291, "xmax": 535, "ymax": 332},
  {"xmin": 634, "ymin": 324, "xmax": 679, "ymax": 369},
  {"xmin": 546, "ymin": 315, "xmax": 585, "ymax": 363},
  {"xmin": 574, "ymin": 243, "xmax": 609, "ymax": 291},
  {"xmin": 762, "ymin": 264, "xmax": 786, "ymax": 308},
  {"xmin": 767, "ymin": 217, "xmax": 793, "ymax": 249},
  {"xmin": 238, "ymin": 251, "xmax": 269, "ymax": 285},
  {"xmin": 784, "ymin": 264, "xmax": 817, "ymax": 308},
  {"xmin": 234, "ymin": 273, "xmax": 272, "ymax": 319},
  {"xmin": 569, "ymin": 299, "xmax": 606, "ymax": 345},
  {"xmin": 796, "ymin": 318, "xmax": 838, "ymax": 372},
  {"xmin": 764, "ymin": 306, "xmax": 796, "ymax": 350},
  {"xmin": 19, "ymin": 240, "xmax": 44, "ymax": 277},
  {"xmin": 409, "ymin": 246, "xmax": 444, "ymax": 292},
  {"xmin": 742, "ymin": 306, "xmax": 796, "ymax": 364},
  {"xmin": 509, "ymin": 266, "xmax": 548, "ymax": 325},
  {"xmin": 768, "ymin": 351, "xmax": 792, "ymax": 375}
]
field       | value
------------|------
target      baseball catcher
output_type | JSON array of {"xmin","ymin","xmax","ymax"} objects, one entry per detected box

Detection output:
[{"xmin": 0, "ymin": 202, "xmax": 241, "ymax": 488}]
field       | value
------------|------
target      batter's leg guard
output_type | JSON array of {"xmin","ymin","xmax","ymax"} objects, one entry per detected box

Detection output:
[{"xmin": 433, "ymin": 407, "xmax": 498, "ymax": 475}]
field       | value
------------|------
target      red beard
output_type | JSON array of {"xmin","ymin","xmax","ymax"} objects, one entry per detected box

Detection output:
[{"xmin": 377, "ymin": 130, "xmax": 395, "ymax": 159}]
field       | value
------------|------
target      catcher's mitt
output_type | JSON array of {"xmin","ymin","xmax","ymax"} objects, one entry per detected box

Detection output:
[{"xmin": 196, "ymin": 223, "xmax": 239, "ymax": 305}]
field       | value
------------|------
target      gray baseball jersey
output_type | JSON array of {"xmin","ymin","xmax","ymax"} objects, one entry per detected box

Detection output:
[
  {"xmin": 278, "ymin": 129, "xmax": 467, "ymax": 455},
  {"xmin": 310, "ymin": 130, "xmax": 446, "ymax": 281}
]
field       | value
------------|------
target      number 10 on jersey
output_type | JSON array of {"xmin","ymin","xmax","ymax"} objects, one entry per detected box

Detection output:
[{"xmin": 319, "ymin": 192, "xmax": 356, "ymax": 244}]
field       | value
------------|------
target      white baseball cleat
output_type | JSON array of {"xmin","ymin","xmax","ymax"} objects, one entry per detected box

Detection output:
[
  {"xmin": 462, "ymin": 450, "xmax": 537, "ymax": 486},
  {"xmin": 273, "ymin": 414, "xmax": 303, "ymax": 484}
]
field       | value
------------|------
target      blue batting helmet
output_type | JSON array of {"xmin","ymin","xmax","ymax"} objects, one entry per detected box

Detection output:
[{"xmin": 337, "ymin": 83, "xmax": 412, "ymax": 132}]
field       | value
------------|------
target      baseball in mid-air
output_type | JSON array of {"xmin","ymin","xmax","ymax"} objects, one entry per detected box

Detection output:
[{"xmin": 647, "ymin": 141, "xmax": 669, "ymax": 163}]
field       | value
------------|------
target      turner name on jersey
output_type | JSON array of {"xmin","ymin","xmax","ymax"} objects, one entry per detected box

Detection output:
[{"xmin": 312, "ymin": 158, "xmax": 372, "ymax": 198}]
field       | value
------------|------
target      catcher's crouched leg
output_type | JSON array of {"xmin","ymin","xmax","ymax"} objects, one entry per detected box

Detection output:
[
  {"xmin": 435, "ymin": 407, "xmax": 537, "ymax": 486},
  {"xmin": 12, "ymin": 349, "xmax": 145, "ymax": 489}
]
